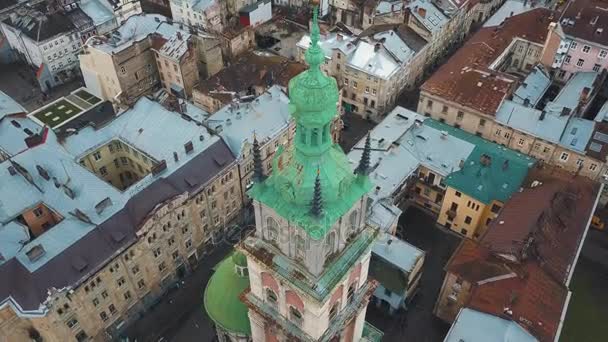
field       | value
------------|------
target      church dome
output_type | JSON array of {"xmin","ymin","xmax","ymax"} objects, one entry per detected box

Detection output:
[{"xmin": 204, "ymin": 252, "xmax": 251, "ymax": 336}]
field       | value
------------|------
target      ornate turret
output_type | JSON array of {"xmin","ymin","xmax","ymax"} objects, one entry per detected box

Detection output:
[
  {"xmin": 355, "ymin": 133, "xmax": 371, "ymax": 176},
  {"xmin": 247, "ymin": 4, "xmax": 372, "ymax": 239},
  {"xmin": 252, "ymin": 134, "xmax": 265, "ymax": 183}
]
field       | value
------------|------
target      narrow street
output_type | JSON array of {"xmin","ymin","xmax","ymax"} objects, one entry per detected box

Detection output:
[
  {"xmin": 365, "ymin": 206, "xmax": 461, "ymax": 341},
  {"xmin": 121, "ymin": 243, "xmax": 232, "ymax": 342}
]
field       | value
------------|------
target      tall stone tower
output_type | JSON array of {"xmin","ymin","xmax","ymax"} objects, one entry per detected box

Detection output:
[{"xmin": 238, "ymin": 4, "xmax": 379, "ymax": 341}]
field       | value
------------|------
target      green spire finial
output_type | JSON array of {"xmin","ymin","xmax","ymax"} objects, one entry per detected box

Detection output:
[
  {"xmin": 252, "ymin": 133, "xmax": 266, "ymax": 183},
  {"xmin": 305, "ymin": 4, "xmax": 325, "ymax": 71},
  {"xmin": 355, "ymin": 132, "xmax": 371, "ymax": 176},
  {"xmin": 310, "ymin": 169, "xmax": 324, "ymax": 218}
]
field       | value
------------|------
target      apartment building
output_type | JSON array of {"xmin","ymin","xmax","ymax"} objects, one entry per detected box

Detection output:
[
  {"xmin": 169, "ymin": 0, "xmax": 224, "ymax": 31},
  {"xmin": 540, "ymin": 0, "xmax": 608, "ymax": 82},
  {"xmin": 347, "ymin": 107, "xmax": 477, "ymax": 234},
  {"xmin": 0, "ymin": 93, "xmax": 242, "ymax": 341},
  {"xmin": 369, "ymin": 232, "xmax": 425, "ymax": 315},
  {"xmin": 491, "ymin": 69, "xmax": 608, "ymax": 180},
  {"xmin": 0, "ymin": 3, "xmax": 90, "ymax": 91},
  {"xmin": 205, "ymin": 86, "xmax": 295, "ymax": 203},
  {"xmin": 192, "ymin": 51, "xmax": 306, "ymax": 113},
  {"xmin": 80, "ymin": 14, "xmax": 222, "ymax": 107},
  {"xmin": 435, "ymin": 121, "xmax": 534, "ymax": 239},
  {"xmin": 435, "ymin": 168, "xmax": 601, "ymax": 341},
  {"xmin": 153, "ymin": 32, "xmax": 199, "ymax": 99},
  {"xmin": 297, "ymin": 25, "xmax": 428, "ymax": 121},
  {"xmin": 218, "ymin": 21, "xmax": 255, "ymax": 60},
  {"xmin": 419, "ymin": 8, "xmax": 553, "ymax": 136}
]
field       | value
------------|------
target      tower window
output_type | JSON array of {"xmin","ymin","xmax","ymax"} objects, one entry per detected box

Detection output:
[
  {"xmin": 311, "ymin": 128, "xmax": 319, "ymax": 146},
  {"xmin": 295, "ymin": 235, "xmax": 305, "ymax": 260},
  {"xmin": 266, "ymin": 288, "xmax": 278, "ymax": 304},
  {"xmin": 265, "ymin": 217, "xmax": 278, "ymax": 242},
  {"xmin": 289, "ymin": 306, "xmax": 303, "ymax": 325}
]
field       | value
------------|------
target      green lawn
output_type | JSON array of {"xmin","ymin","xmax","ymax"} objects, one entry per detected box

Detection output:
[
  {"xmin": 561, "ymin": 258, "xmax": 608, "ymax": 342},
  {"xmin": 32, "ymin": 99, "xmax": 83, "ymax": 128},
  {"xmin": 75, "ymin": 89, "xmax": 101, "ymax": 105}
]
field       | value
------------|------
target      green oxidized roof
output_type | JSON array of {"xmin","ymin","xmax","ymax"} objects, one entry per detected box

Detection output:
[
  {"xmin": 203, "ymin": 252, "xmax": 251, "ymax": 335},
  {"xmin": 424, "ymin": 119, "xmax": 536, "ymax": 204},
  {"xmin": 248, "ymin": 6, "xmax": 372, "ymax": 240}
]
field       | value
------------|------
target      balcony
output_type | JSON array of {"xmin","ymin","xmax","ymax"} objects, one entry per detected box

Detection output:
[{"xmin": 447, "ymin": 210, "xmax": 457, "ymax": 220}]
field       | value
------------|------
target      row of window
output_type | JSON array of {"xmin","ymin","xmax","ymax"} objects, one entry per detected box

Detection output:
[
  {"xmin": 564, "ymin": 55, "xmax": 604, "ymax": 70},
  {"xmin": 570, "ymin": 41, "xmax": 608, "ymax": 58}
]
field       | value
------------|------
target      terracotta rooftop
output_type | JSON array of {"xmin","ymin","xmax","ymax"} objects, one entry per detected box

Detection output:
[
  {"xmin": 482, "ymin": 168, "xmax": 600, "ymax": 284},
  {"xmin": 468, "ymin": 261, "xmax": 568, "ymax": 342},
  {"xmin": 561, "ymin": 0, "xmax": 608, "ymax": 47},
  {"xmin": 421, "ymin": 8, "xmax": 556, "ymax": 116},
  {"xmin": 196, "ymin": 52, "xmax": 306, "ymax": 105},
  {"xmin": 444, "ymin": 167, "xmax": 601, "ymax": 342}
]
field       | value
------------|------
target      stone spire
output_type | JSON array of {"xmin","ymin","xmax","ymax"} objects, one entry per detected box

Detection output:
[
  {"xmin": 310, "ymin": 169, "xmax": 324, "ymax": 218},
  {"xmin": 355, "ymin": 133, "xmax": 371, "ymax": 176},
  {"xmin": 252, "ymin": 133, "xmax": 265, "ymax": 183}
]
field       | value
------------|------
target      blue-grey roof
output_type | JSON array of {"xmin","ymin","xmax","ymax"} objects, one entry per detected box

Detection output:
[
  {"xmin": 207, "ymin": 85, "xmax": 291, "ymax": 158},
  {"xmin": 560, "ymin": 117, "xmax": 595, "ymax": 153},
  {"xmin": 495, "ymin": 100, "xmax": 568, "ymax": 144},
  {"xmin": 547, "ymin": 72, "xmax": 599, "ymax": 113},
  {"xmin": 372, "ymin": 232, "xmax": 424, "ymax": 274},
  {"xmin": 483, "ymin": 0, "xmax": 541, "ymax": 28},
  {"xmin": 0, "ymin": 93, "xmax": 240, "ymax": 315},
  {"xmin": 0, "ymin": 116, "xmax": 41, "ymax": 156},
  {"xmin": 79, "ymin": 0, "xmax": 115, "ymax": 27},
  {"xmin": 0, "ymin": 222, "xmax": 29, "ymax": 264},
  {"xmin": 445, "ymin": 308, "xmax": 538, "ymax": 342},
  {"xmin": 512, "ymin": 65, "xmax": 551, "ymax": 107},
  {"xmin": 375, "ymin": 1, "xmax": 405, "ymax": 15},
  {"xmin": 409, "ymin": 0, "xmax": 448, "ymax": 34},
  {"xmin": 0, "ymin": 90, "xmax": 26, "ymax": 119},
  {"xmin": 347, "ymin": 106, "xmax": 474, "ymax": 232}
]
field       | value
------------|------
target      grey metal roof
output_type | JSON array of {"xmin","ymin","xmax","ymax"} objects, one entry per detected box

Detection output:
[{"xmin": 0, "ymin": 96, "xmax": 236, "ymax": 315}]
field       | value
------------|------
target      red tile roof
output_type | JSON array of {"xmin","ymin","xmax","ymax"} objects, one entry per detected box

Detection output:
[
  {"xmin": 444, "ymin": 168, "xmax": 600, "ymax": 342},
  {"xmin": 468, "ymin": 262, "xmax": 568, "ymax": 342},
  {"xmin": 482, "ymin": 169, "xmax": 600, "ymax": 284},
  {"xmin": 421, "ymin": 8, "xmax": 557, "ymax": 115},
  {"xmin": 561, "ymin": 0, "xmax": 608, "ymax": 47}
]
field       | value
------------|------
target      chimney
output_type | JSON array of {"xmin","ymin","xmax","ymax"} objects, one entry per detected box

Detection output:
[
  {"xmin": 177, "ymin": 31, "xmax": 182, "ymax": 40},
  {"xmin": 374, "ymin": 43, "xmax": 381, "ymax": 52},
  {"xmin": 337, "ymin": 33, "xmax": 343, "ymax": 41},
  {"xmin": 173, "ymin": 151, "xmax": 179, "ymax": 162},
  {"xmin": 523, "ymin": 98, "xmax": 530, "ymax": 107},
  {"xmin": 36, "ymin": 165, "xmax": 50, "ymax": 180},
  {"xmin": 374, "ymin": 186, "xmax": 381, "ymax": 194},
  {"xmin": 418, "ymin": 7, "xmax": 427, "ymax": 18},
  {"xmin": 539, "ymin": 110, "xmax": 546, "ymax": 121}
]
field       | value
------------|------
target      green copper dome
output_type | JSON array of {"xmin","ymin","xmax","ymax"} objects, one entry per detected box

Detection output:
[
  {"xmin": 204, "ymin": 252, "xmax": 251, "ymax": 336},
  {"xmin": 248, "ymin": 6, "xmax": 372, "ymax": 240}
]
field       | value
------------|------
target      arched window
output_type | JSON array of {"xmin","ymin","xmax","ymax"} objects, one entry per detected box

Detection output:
[
  {"xmin": 295, "ymin": 235, "xmax": 305, "ymax": 260},
  {"xmin": 265, "ymin": 288, "xmax": 278, "ymax": 304},
  {"xmin": 266, "ymin": 217, "xmax": 278, "ymax": 242},
  {"xmin": 325, "ymin": 231, "xmax": 335, "ymax": 256},
  {"xmin": 322, "ymin": 124, "xmax": 329, "ymax": 143},
  {"xmin": 347, "ymin": 283, "xmax": 356, "ymax": 304},
  {"xmin": 329, "ymin": 302, "xmax": 339, "ymax": 320},
  {"xmin": 289, "ymin": 306, "xmax": 303, "ymax": 326}
]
